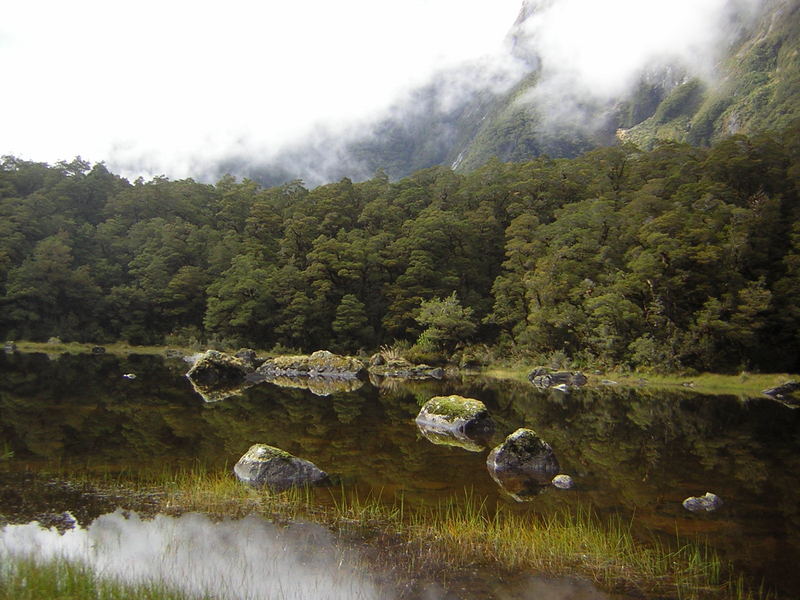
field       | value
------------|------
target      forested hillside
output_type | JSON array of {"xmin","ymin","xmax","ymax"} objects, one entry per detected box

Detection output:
[{"xmin": 1, "ymin": 122, "xmax": 799, "ymax": 372}]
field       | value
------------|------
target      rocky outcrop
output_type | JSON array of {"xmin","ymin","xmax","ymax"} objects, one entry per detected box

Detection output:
[
  {"xmin": 415, "ymin": 395, "xmax": 494, "ymax": 452},
  {"xmin": 682, "ymin": 492, "xmax": 723, "ymax": 513},
  {"xmin": 487, "ymin": 428, "xmax": 561, "ymax": 501},
  {"xmin": 233, "ymin": 444, "xmax": 329, "ymax": 492},
  {"xmin": 256, "ymin": 350, "xmax": 365, "ymax": 379},
  {"xmin": 368, "ymin": 358, "xmax": 444, "ymax": 380},
  {"xmin": 185, "ymin": 350, "xmax": 252, "ymax": 402},
  {"xmin": 529, "ymin": 369, "xmax": 588, "ymax": 389}
]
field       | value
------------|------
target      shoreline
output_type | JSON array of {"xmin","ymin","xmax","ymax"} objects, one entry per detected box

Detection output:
[{"xmin": 7, "ymin": 340, "xmax": 798, "ymax": 399}]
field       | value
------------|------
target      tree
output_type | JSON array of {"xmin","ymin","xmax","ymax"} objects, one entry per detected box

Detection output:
[
  {"xmin": 332, "ymin": 294, "xmax": 373, "ymax": 352},
  {"xmin": 415, "ymin": 292, "xmax": 476, "ymax": 353}
]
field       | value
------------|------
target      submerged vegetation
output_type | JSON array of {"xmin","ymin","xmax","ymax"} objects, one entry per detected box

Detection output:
[{"xmin": 2, "ymin": 465, "xmax": 765, "ymax": 600}]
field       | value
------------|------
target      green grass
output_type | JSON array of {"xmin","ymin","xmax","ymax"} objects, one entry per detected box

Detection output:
[
  {"xmin": 482, "ymin": 365, "xmax": 798, "ymax": 398},
  {"xmin": 59, "ymin": 465, "xmax": 771, "ymax": 600},
  {"xmin": 0, "ymin": 556, "xmax": 199, "ymax": 600}
]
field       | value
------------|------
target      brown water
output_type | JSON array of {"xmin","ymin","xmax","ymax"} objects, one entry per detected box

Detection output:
[{"xmin": 1, "ymin": 351, "xmax": 799, "ymax": 598}]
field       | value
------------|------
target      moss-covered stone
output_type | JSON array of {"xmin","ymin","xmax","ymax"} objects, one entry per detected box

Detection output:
[
  {"xmin": 233, "ymin": 443, "xmax": 329, "ymax": 492},
  {"xmin": 415, "ymin": 395, "xmax": 494, "ymax": 451},
  {"xmin": 487, "ymin": 428, "xmax": 560, "ymax": 502},
  {"xmin": 419, "ymin": 395, "xmax": 488, "ymax": 422}
]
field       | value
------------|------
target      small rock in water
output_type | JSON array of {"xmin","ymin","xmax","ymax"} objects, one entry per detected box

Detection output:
[
  {"xmin": 552, "ymin": 474, "xmax": 574, "ymax": 489},
  {"xmin": 682, "ymin": 492, "xmax": 723, "ymax": 513},
  {"xmin": 123, "ymin": 373, "xmax": 137, "ymax": 379}
]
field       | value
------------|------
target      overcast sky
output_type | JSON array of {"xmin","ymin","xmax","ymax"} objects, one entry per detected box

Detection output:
[
  {"xmin": 1, "ymin": 0, "xmax": 522, "ymax": 180},
  {"xmin": 1, "ymin": 0, "xmax": 764, "ymax": 182}
]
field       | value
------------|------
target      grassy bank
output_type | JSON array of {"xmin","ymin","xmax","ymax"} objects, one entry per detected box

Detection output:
[
  {"xmin": 51, "ymin": 465, "xmax": 770, "ymax": 600},
  {"xmin": 483, "ymin": 366, "xmax": 799, "ymax": 398}
]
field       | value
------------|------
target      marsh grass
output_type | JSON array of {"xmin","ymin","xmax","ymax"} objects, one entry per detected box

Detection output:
[
  {"xmin": 0, "ymin": 556, "xmax": 198, "ymax": 600},
  {"xmin": 55, "ymin": 466, "xmax": 771, "ymax": 600}
]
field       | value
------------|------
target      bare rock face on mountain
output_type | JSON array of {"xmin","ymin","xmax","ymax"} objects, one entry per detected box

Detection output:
[
  {"xmin": 487, "ymin": 428, "xmax": 560, "ymax": 501},
  {"xmin": 233, "ymin": 444, "xmax": 329, "ymax": 492}
]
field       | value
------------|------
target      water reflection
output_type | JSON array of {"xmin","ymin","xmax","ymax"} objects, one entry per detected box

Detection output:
[
  {"xmin": 0, "ymin": 510, "xmax": 389, "ymax": 600},
  {"xmin": 2, "ymin": 352, "xmax": 800, "ymax": 597}
]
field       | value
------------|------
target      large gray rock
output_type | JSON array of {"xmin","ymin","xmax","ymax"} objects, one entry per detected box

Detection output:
[
  {"xmin": 415, "ymin": 395, "xmax": 494, "ymax": 452},
  {"xmin": 487, "ymin": 428, "xmax": 561, "ymax": 501},
  {"xmin": 234, "ymin": 444, "xmax": 329, "ymax": 492},
  {"xmin": 256, "ymin": 350, "xmax": 365, "ymax": 379}
]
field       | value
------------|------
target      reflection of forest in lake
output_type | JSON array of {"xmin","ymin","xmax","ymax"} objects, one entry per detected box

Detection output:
[{"xmin": 1, "ymin": 352, "xmax": 799, "ymax": 597}]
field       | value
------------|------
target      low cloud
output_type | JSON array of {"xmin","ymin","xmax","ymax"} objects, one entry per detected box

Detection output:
[{"xmin": 513, "ymin": 0, "xmax": 766, "ymax": 129}]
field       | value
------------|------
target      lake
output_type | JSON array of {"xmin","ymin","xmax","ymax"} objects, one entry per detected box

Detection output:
[{"xmin": 1, "ymin": 351, "xmax": 799, "ymax": 599}]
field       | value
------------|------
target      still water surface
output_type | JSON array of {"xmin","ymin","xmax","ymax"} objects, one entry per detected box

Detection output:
[{"xmin": 1, "ymin": 352, "xmax": 798, "ymax": 598}]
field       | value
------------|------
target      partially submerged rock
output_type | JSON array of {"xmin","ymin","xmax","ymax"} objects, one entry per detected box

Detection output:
[
  {"xmin": 187, "ymin": 350, "xmax": 252, "ymax": 385},
  {"xmin": 186, "ymin": 350, "xmax": 252, "ymax": 402},
  {"xmin": 529, "ymin": 370, "xmax": 588, "ymax": 389},
  {"xmin": 551, "ymin": 474, "xmax": 575, "ymax": 489},
  {"xmin": 257, "ymin": 350, "xmax": 365, "ymax": 379},
  {"xmin": 415, "ymin": 395, "xmax": 494, "ymax": 452},
  {"xmin": 3, "ymin": 341, "xmax": 16, "ymax": 353},
  {"xmin": 682, "ymin": 492, "xmax": 723, "ymax": 513},
  {"xmin": 762, "ymin": 381, "xmax": 800, "ymax": 403},
  {"xmin": 233, "ymin": 443, "xmax": 329, "ymax": 492},
  {"xmin": 368, "ymin": 358, "xmax": 444, "ymax": 380},
  {"xmin": 487, "ymin": 428, "xmax": 560, "ymax": 501}
]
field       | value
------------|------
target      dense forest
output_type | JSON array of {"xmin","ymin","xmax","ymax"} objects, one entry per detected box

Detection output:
[{"xmin": 1, "ymin": 122, "xmax": 799, "ymax": 373}]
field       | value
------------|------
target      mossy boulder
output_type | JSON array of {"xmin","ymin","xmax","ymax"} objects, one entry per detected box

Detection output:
[
  {"xmin": 487, "ymin": 428, "xmax": 561, "ymax": 501},
  {"xmin": 185, "ymin": 350, "xmax": 253, "ymax": 402},
  {"xmin": 256, "ymin": 350, "xmax": 365, "ymax": 379},
  {"xmin": 233, "ymin": 443, "xmax": 329, "ymax": 492},
  {"xmin": 415, "ymin": 395, "xmax": 494, "ymax": 451},
  {"xmin": 186, "ymin": 350, "xmax": 251, "ymax": 385}
]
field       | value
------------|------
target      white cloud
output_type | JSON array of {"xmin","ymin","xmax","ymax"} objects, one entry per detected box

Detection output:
[
  {"xmin": 516, "ymin": 0, "xmax": 765, "ymax": 107},
  {"xmin": 0, "ymin": 0, "xmax": 522, "ymax": 180}
]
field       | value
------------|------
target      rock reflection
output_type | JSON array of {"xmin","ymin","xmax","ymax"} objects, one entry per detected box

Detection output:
[
  {"xmin": 0, "ymin": 510, "xmax": 389, "ymax": 600},
  {"xmin": 416, "ymin": 422, "xmax": 490, "ymax": 452},
  {"xmin": 263, "ymin": 375, "xmax": 364, "ymax": 396}
]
